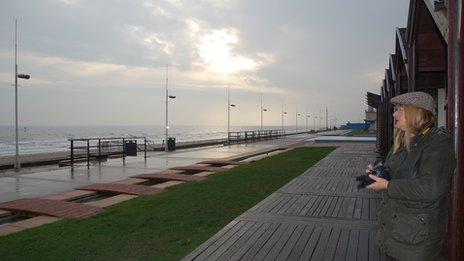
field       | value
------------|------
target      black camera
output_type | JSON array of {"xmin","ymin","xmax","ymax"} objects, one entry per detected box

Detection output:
[{"xmin": 356, "ymin": 163, "xmax": 391, "ymax": 190}]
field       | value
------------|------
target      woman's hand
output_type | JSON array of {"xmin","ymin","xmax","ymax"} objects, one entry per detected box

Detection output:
[{"xmin": 366, "ymin": 175, "xmax": 389, "ymax": 191}]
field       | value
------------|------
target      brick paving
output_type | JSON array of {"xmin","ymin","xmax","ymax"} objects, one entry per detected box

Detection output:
[
  {"xmin": 151, "ymin": 180, "xmax": 185, "ymax": 189},
  {"xmin": 133, "ymin": 172, "xmax": 205, "ymax": 182},
  {"xmin": 0, "ymin": 209, "xmax": 11, "ymax": 218},
  {"xmin": 77, "ymin": 183, "xmax": 163, "ymax": 196},
  {"xmin": 43, "ymin": 190, "xmax": 98, "ymax": 201},
  {"xmin": 9, "ymin": 215, "xmax": 62, "ymax": 229},
  {"xmin": 0, "ymin": 198, "xmax": 103, "ymax": 219},
  {"xmin": 170, "ymin": 165, "xmax": 228, "ymax": 174},
  {"xmin": 197, "ymin": 160, "xmax": 247, "ymax": 166},
  {"xmin": 0, "ymin": 224, "xmax": 25, "ymax": 236},
  {"xmin": 85, "ymin": 194, "xmax": 138, "ymax": 208},
  {"xmin": 112, "ymin": 178, "xmax": 147, "ymax": 185}
]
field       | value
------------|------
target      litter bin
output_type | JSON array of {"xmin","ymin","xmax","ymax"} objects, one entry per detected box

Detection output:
[
  {"xmin": 167, "ymin": 137, "xmax": 176, "ymax": 151},
  {"xmin": 124, "ymin": 140, "xmax": 137, "ymax": 156}
]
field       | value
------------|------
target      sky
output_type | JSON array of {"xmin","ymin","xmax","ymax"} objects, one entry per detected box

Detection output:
[{"xmin": 0, "ymin": 0, "xmax": 410, "ymax": 127}]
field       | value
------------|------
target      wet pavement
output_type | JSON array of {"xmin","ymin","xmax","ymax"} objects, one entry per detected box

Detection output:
[{"xmin": 0, "ymin": 134, "xmax": 312, "ymax": 203}]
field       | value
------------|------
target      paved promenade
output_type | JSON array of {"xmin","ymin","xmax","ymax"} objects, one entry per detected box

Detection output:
[
  {"xmin": 183, "ymin": 142, "xmax": 386, "ymax": 261},
  {"xmin": 0, "ymin": 134, "xmax": 310, "ymax": 204}
]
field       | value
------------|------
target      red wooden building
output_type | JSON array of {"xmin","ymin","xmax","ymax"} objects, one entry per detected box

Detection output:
[{"xmin": 367, "ymin": 0, "xmax": 464, "ymax": 259}]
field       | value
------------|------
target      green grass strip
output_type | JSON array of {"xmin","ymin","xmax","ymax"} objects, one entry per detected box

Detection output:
[{"xmin": 0, "ymin": 147, "xmax": 335, "ymax": 260}]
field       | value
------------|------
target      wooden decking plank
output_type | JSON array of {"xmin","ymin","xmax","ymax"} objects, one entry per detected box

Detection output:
[
  {"xmin": 299, "ymin": 226, "xmax": 327, "ymax": 260},
  {"xmin": 252, "ymin": 223, "xmax": 290, "ymax": 259},
  {"xmin": 337, "ymin": 197, "xmax": 351, "ymax": 218},
  {"xmin": 353, "ymin": 197, "xmax": 363, "ymax": 219},
  {"xmin": 346, "ymin": 197, "xmax": 357, "ymax": 218},
  {"xmin": 276, "ymin": 195, "xmax": 301, "ymax": 215},
  {"xmin": 320, "ymin": 196, "xmax": 336, "ymax": 217},
  {"xmin": 330, "ymin": 196, "xmax": 344, "ymax": 217},
  {"xmin": 286, "ymin": 225, "xmax": 315, "ymax": 260},
  {"xmin": 310, "ymin": 226, "xmax": 335, "ymax": 261},
  {"xmin": 259, "ymin": 193, "xmax": 287, "ymax": 213},
  {"xmin": 361, "ymin": 197, "xmax": 370, "ymax": 220},
  {"xmin": 266, "ymin": 194, "xmax": 292, "ymax": 214},
  {"xmin": 333, "ymin": 227, "xmax": 351, "ymax": 260},
  {"xmin": 239, "ymin": 212, "xmax": 376, "ymax": 230},
  {"xmin": 311, "ymin": 195, "xmax": 330, "ymax": 217},
  {"xmin": 274, "ymin": 224, "xmax": 306, "ymax": 261},
  {"xmin": 292, "ymin": 194, "xmax": 315, "ymax": 216},
  {"xmin": 357, "ymin": 229, "xmax": 370, "ymax": 261},
  {"xmin": 286, "ymin": 194, "xmax": 307, "ymax": 215},
  {"xmin": 370, "ymin": 198, "xmax": 378, "ymax": 220},
  {"xmin": 226, "ymin": 222, "xmax": 273, "ymax": 261},
  {"xmin": 298, "ymin": 195, "xmax": 320, "ymax": 216},
  {"xmin": 239, "ymin": 223, "xmax": 281, "ymax": 260},
  {"xmin": 369, "ymin": 229, "xmax": 381, "ymax": 261},
  {"xmin": 216, "ymin": 221, "xmax": 266, "ymax": 261},
  {"xmin": 204, "ymin": 221, "xmax": 255, "ymax": 261},
  {"xmin": 249, "ymin": 193, "xmax": 280, "ymax": 213},
  {"xmin": 192, "ymin": 220, "xmax": 248, "ymax": 260},
  {"xmin": 346, "ymin": 229, "xmax": 360, "ymax": 261},
  {"xmin": 262, "ymin": 224, "xmax": 298, "ymax": 260},
  {"xmin": 322, "ymin": 226, "xmax": 342, "ymax": 261},
  {"xmin": 306, "ymin": 195, "xmax": 326, "ymax": 217},
  {"xmin": 182, "ymin": 220, "xmax": 240, "ymax": 260}
]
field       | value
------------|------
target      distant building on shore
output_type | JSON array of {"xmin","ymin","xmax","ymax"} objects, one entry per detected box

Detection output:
[{"xmin": 364, "ymin": 106, "xmax": 376, "ymax": 131}]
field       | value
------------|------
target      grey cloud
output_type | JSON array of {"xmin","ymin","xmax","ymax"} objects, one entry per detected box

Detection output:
[{"xmin": 0, "ymin": 0, "xmax": 409, "ymax": 126}]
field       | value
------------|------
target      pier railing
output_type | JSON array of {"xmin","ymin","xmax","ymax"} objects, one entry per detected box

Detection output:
[
  {"xmin": 227, "ymin": 129, "xmax": 286, "ymax": 144},
  {"xmin": 65, "ymin": 137, "xmax": 147, "ymax": 167}
]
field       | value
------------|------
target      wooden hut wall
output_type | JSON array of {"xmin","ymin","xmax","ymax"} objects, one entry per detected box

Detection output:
[{"xmin": 395, "ymin": 28, "xmax": 409, "ymax": 94}]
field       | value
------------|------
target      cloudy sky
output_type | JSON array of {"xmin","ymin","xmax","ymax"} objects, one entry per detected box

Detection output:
[{"xmin": 0, "ymin": 0, "xmax": 409, "ymax": 127}]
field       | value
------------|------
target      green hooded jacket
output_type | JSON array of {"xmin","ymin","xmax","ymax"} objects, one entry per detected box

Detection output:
[{"xmin": 376, "ymin": 127, "xmax": 456, "ymax": 261}]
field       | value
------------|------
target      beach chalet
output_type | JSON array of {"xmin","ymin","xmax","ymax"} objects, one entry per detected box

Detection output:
[{"xmin": 367, "ymin": 0, "xmax": 464, "ymax": 259}]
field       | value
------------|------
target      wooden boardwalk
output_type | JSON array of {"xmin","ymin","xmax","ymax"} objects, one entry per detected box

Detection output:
[{"xmin": 183, "ymin": 143, "xmax": 387, "ymax": 261}]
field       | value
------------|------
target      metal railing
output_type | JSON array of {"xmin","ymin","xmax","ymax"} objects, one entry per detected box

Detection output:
[
  {"xmin": 68, "ymin": 137, "xmax": 147, "ymax": 167},
  {"xmin": 227, "ymin": 129, "xmax": 286, "ymax": 144}
]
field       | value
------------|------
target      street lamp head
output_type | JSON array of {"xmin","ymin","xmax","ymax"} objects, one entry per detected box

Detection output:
[
  {"xmin": 283, "ymin": 111, "xmax": 287, "ymax": 114},
  {"xmin": 17, "ymin": 74, "xmax": 30, "ymax": 80},
  {"xmin": 263, "ymin": 108, "xmax": 267, "ymax": 112},
  {"xmin": 168, "ymin": 95, "xmax": 176, "ymax": 99},
  {"xmin": 230, "ymin": 104, "xmax": 236, "ymax": 107}
]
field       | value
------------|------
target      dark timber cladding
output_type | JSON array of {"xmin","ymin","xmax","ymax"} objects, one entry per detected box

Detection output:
[
  {"xmin": 183, "ymin": 144, "xmax": 387, "ymax": 260},
  {"xmin": 367, "ymin": 0, "xmax": 464, "ymax": 260}
]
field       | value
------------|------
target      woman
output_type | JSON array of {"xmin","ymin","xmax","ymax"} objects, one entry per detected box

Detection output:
[{"xmin": 366, "ymin": 91, "xmax": 456, "ymax": 261}]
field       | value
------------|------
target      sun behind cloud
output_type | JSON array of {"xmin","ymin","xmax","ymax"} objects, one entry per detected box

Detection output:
[{"xmin": 198, "ymin": 28, "xmax": 258, "ymax": 75}]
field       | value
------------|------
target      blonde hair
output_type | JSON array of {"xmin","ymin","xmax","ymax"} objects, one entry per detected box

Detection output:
[{"xmin": 393, "ymin": 105, "xmax": 437, "ymax": 153}]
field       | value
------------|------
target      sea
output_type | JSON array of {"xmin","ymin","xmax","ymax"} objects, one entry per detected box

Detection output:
[{"xmin": 0, "ymin": 125, "xmax": 310, "ymax": 156}]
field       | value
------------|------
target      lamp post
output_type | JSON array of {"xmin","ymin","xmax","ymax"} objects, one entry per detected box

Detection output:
[
  {"xmin": 313, "ymin": 115, "xmax": 316, "ymax": 132},
  {"xmin": 281, "ymin": 100, "xmax": 287, "ymax": 131},
  {"xmin": 227, "ymin": 84, "xmax": 236, "ymax": 144},
  {"xmin": 295, "ymin": 106, "xmax": 300, "ymax": 133},
  {"xmin": 260, "ymin": 93, "xmax": 267, "ymax": 130},
  {"xmin": 14, "ymin": 19, "xmax": 30, "ymax": 170},
  {"xmin": 306, "ymin": 114, "xmax": 310, "ymax": 132},
  {"xmin": 165, "ymin": 64, "xmax": 176, "ymax": 152}
]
